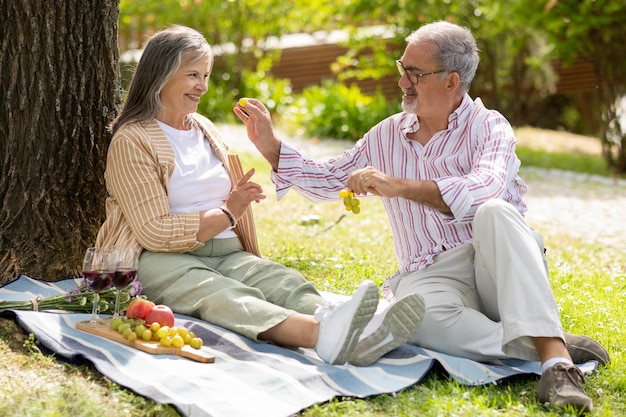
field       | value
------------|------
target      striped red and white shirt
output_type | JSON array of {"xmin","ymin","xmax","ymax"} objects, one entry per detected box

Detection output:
[{"xmin": 271, "ymin": 94, "xmax": 528, "ymax": 299}]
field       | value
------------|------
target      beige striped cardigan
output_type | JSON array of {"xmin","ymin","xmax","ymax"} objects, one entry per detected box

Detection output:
[{"xmin": 95, "ymin": 113, "xmax": 261, "ymax": 257}]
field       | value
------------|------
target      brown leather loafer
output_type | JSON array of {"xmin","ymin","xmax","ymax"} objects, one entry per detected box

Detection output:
[
  {"xmin": 537, "ymin": 362, "xmax": 592, "ymax": 413},
  {"xmin": 564, "ymin": 333, "xmax": 610, "ymax": 366}
]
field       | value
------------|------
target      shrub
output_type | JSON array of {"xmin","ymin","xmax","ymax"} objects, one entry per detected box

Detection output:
[
  {"xmin": 283, "ymin": 79, "xmax": 399, "ymax": 141},
  {"xmin": 197, "ymin": 71, "xmax": 294, "ymax": 123}
]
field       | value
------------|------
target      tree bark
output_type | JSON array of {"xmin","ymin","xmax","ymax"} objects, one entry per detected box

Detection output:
[{"xmin": 0, "ymin": 0, "xmax": 121, "ymax": 284}]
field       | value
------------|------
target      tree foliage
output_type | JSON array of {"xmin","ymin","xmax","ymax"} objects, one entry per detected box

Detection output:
[
  {"xmin": 327, "ymin": 0, "xmax": 563, "ymax": 126},
  {"xmin": 116, "ymin": 0, "xmax": 626, "ymax": 172},
  {"xmin": 539, "ymin": 0, "xmax": 626, "ymax": 173},
  {"xmin": 118, "ymin": 0, "xmax": 346, "ymax": 119}
]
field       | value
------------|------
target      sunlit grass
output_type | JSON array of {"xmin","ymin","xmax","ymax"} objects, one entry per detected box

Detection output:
[
  {"xmin": 516, "ymin": 146, "xmax": 612, "ymax": 177},
  {"xmin": 240, "ymin": 150, "xmax": 625, "ymax": 417},
  {"xmin": 1, "ymin": 132, "xmax": 624, "ymax": 416}
]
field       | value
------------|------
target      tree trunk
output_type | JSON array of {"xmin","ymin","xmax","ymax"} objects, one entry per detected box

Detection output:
[{"xmin": 0, "ymin": 0, "xmax": 121, "ymax": 285}]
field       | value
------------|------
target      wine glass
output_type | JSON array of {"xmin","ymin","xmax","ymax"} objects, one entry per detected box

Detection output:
[
  {"xmin": 112, "ymin": 247, "xmax": 138, "ymax": 318},
  {"xmin": 82, "ymin": 247, "xmax": 114, "ymax": 325}
]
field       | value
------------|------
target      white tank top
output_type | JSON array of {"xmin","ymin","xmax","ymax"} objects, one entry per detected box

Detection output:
[{"xmin": 157, "ymin": 120, "xmax": 236, "ymax": 239}]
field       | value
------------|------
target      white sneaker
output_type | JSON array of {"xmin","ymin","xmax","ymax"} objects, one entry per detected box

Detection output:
[
  {"xmin": 314, "ymin": 281, "xmax": 379, "ymax": 365},
  {"xmin": 348, "ymin": 293, "xmax": 425, "ymax": 366}
]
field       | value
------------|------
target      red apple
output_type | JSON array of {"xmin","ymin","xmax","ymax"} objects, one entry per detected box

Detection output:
[
  {"xmin": 126, "ymin": 298, "xmax": 155, "ymax": 320},
  {"xmin": 145, "ymin": 304, "xmax": 175, "ymax": 328}
]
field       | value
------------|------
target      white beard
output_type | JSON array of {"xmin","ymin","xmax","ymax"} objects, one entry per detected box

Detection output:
[{"xmin": 402, "ymin": 97, "xmax": 417, "ymax": 114}]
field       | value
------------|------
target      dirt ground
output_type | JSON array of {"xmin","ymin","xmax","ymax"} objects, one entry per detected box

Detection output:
[{"xmin": 523, "ymin": 167, "xmax": 626, "ymax": 253}]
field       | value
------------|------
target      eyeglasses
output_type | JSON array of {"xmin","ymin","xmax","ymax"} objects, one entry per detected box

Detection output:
[{"xmin": 396, "ymin": 60, "xmax": 446, "ymax": 84}]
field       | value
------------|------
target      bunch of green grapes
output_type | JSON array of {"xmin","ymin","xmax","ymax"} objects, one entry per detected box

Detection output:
[
  {"xmin": 110, "ymin": 317, "xmax": 203, "ymax": 349},
  {"xmin": 339, "ymin": 190, "xmax": 361, "ymax": 214}
]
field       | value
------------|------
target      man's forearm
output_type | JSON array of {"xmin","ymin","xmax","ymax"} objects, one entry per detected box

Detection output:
[
  {"xmin": 400, "ymin": 179, "xmax": 452, "ymax": 214},
  {"xmin": 257, "ymin": 139, "xmax": 281, "ymax": 171}
]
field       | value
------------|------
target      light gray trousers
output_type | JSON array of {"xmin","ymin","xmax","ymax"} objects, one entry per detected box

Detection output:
[
  {"xmin": 138, "ymin": 238, "xmax": 328, "ymax": 340},
  {"xmin": 391, "ymin": 199, "xmax": 563, "ymax": 362}
]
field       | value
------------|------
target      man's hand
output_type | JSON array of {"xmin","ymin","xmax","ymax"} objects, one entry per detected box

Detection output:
[
  {"xmin": 233, "ymin": 98, "xmax": 281, "ymax": 171},
  {"xmin": 348, "ymin": 167, "xmax": 398, "ymax": 197},
  {"xmin": 348, "ymin": 167, "xmax": 451, "ymax": 214}
]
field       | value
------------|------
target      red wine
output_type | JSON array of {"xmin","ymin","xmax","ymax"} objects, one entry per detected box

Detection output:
[
  {"xmin": 83, "ymin": 270, "xmax": 113, "ymax": 292},
  {"xmin": 113, "ymin": 268, "xmax": 137, "ymax": 289}
]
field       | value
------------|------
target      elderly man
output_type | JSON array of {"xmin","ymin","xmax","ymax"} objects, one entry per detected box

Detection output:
[{"xmin": 235, "ymin": 21, "xmax": 609, "ymax": 412}]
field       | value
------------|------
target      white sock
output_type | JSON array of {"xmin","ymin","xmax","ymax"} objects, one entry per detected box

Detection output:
[{"xmin": 541, "ymin": 357, "xmax": 573, "ymax": 374}]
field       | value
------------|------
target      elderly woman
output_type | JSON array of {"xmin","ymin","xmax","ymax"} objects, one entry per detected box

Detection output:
[{"xmin": 95, "ymin": 25, "xmax": 424, "ymax": 366}]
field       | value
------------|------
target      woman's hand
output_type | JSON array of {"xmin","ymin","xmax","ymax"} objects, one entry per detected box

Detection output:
[
  {"xmin": 223, "ymin": 168, "xmax": 266, "ymax": 218},
  {"xmin": 233, "ymin": 98, "xmax": 282, "ymax": 171}
]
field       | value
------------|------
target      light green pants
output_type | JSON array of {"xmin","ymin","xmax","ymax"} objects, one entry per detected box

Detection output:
[{"xmin": 138, "ymin": 238, "xmax": 328, "ymax": 340}]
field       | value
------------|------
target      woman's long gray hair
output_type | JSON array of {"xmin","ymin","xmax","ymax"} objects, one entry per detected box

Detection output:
[
  {"xmin": 110, "ymin": 25, "xmax": 213, "ymax": 135},
  {"xmin": 406, "ymin": 21, "xmax": 479, "ymax": 94}
]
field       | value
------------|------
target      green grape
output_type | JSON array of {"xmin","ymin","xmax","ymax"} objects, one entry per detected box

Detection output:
[
  {"xmin": 160, "ymin": 336, "xmax": 172, "ymax": 347},
  {"xmin": 122, "ymin": 328, "xmax": 134, "ymax": 339},
  {"xmin": 171, "ymin": 335, "xmax": 185, "ymax": 349},
  {"xmin": 190, "ymin": 337, "xmax": 203, "ymax": 350},
  {"xmin": 111, "ymin": 317, "xmax": 123, "ymax": 331},
  {"xmin": 339, "ymin": 190, "xmax": 361, "ymax": 214},
  {"xmin": 156, "ymin": 326, "xmax": 170, "ymax": 339},
  {"xmin": 112, "ymin": 319, "xmax": 206, "ymax": 349},
  {"xmin": 141, "ymin": 329, "xmax": 153, "ymax": 341},
  {"xmin": 134, "ymin": 324, "xmax": 146, "ymax": 338},
  {"xmin": 118, "ymin": 322, "xmax": 131, "ymax": 335}
]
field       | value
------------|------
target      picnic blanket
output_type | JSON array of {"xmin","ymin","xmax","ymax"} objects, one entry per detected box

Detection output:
[{"xmin": 0, "ymin": 276, "xmax": 597, "ymax": 417}]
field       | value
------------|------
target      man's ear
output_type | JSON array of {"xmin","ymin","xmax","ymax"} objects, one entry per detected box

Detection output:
[{"xmin": 446, "ymin": 71, "xmax": 461, "ymax": 92}]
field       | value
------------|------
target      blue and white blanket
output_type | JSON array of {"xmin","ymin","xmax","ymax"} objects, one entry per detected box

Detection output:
[{"xmin": 0, "ymin": 276, "xmax": 595, "ymax": 417}]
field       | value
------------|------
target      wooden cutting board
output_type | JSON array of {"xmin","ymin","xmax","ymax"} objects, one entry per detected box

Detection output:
[{"xmin": 76, "ymin": 318, "xmax": 215, "ymax": 363}]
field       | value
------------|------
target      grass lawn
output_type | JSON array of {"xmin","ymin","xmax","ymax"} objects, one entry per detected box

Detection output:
[{"xmin": 1, "ymin": 128, "xmax": 624, "ymax": 416}]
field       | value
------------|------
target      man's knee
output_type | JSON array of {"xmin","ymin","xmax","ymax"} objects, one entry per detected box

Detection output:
[
  {"xmin": 474, "ymin": 198, "xmax": 521, "ymax": 229},
  {"xmin": 475, "ymin": 198, "xmax": 512, "ymax": 218}
]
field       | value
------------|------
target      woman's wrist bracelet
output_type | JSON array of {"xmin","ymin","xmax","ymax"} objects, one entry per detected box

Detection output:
[{"xmin": 220, "ymin": 205, "xmax": 237, "ymax": 228}]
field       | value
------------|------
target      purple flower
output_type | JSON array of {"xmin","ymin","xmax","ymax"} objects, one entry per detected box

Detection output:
[
  {"xmin": 129, "ymin": 280, "xmax": 143, "ymax": 297},
  {"xmin": 64, "ymin": 287, "xmax": 84, "ymax": 302}
]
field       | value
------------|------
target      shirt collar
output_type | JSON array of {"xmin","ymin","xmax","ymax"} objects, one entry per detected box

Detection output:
[
  {"xmin": 400, "ymin": 112, "xmax": 418, "ymax": 137},
  {"xmin": 447, "ymin": 93, "xmax": 475, "ymax": 130},
  {"xmin": 400, "ymin": 93, "xmax": 477, "ymax": 135}
]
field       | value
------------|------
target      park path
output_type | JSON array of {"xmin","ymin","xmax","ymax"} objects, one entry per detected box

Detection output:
[{"xmin": 219, "ymin": 124, "xmax": 626, "ymax": 254}]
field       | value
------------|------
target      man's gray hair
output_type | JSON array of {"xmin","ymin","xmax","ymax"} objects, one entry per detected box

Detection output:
[{"xmin": 406, "ymin": 21, "xmax": 479, "ymax": 93}]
